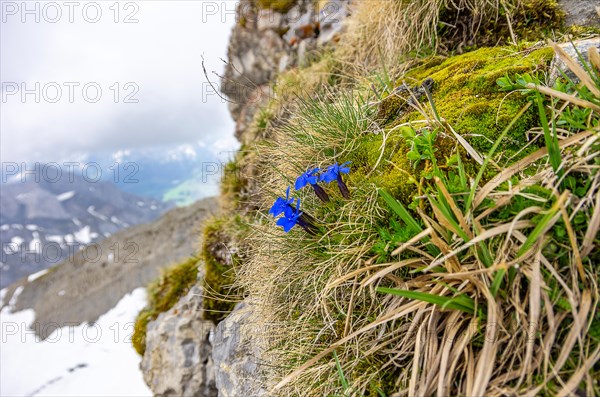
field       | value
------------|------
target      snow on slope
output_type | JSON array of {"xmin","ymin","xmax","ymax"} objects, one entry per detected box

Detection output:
[{"xmin": 0, "ymin": 288, "xmax": 151, "ymax": 397}]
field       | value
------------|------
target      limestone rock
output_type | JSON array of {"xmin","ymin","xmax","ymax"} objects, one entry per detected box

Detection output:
[
  {"xmin": 141, "ymin": 285, "xmax": 218, "ymax": 397},
  {"xmin": 212, "ymin": 301, "xmax": 268, "ymax": 397},
  {"xmin": 559, "ymin": 0, "xmax": 600, "ymax": 27},
  {"xmin": 221, "ymin": 0, "xmax": 352, "ymax": 144},
  {"xmin": 550, "ymin": 38, "xmax": 600, "ymax": 83}
]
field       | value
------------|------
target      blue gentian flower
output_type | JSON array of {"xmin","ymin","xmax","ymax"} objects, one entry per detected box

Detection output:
[
  {"xmin": 276, "ymin": 199, "xmax": 302, "ymax": 232},
  {"xmin": 295, "ymin": 167, "xmax": 320, "ymax": 190},
  {"xmin": 319, "ymin": 162, "xmax": 351, "ymax": 183},
  {"xmin": 269, "ymin": 187, "xmax": 294, "ymax": 217},
  {"xmin": 320, "ymin": 162, "xmax": 351, "ymax": 198},
  {"xmin": 295, "ymin": 167, "xmax": 330, "ymax": 203}
]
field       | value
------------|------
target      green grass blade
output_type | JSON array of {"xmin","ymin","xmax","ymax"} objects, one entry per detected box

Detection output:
[
  {"xmin": 491, "ymin": 195, "xmax": 562, "ymax": 297},
  {"xmin": 536, "ymin": 94, "xmax": 563, "ymax": 177},
  {"xmin": 378, "ymin": 188, "xmax": 422, "ymax": 234},
  {"xmin": 333, "ymin": 350, "xmax": 349, "ymax": 392},
  {"xmin": 377, "ymin": 287, "xmax": 475, "ymax": 315}
]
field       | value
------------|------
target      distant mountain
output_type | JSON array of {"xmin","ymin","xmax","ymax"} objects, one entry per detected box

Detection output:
[
  {"xmin": 0, "ymin": 174, "xmax": 171, "ymax": 288},
  {"xmin": 0, "ymin": 197, "xmax": 217, "ymax": 396},
  {"xmin": 0, "ymin": 144, "xmax": 235, "ymax": 208},
  {"xmin": 3, "ymin": 197, "xmax": 217, "ymax": 337},
  {"xmin": 90, "ymin": 145, "xmax": 227, "ymax": 205}
]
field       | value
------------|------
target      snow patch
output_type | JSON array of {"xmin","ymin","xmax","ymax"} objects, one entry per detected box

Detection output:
[
  {"xmin": 87, "ymin": 206, "xmax": 108, "ymax": 221},
  {"xmin": 57, "ymin": 191, "xmax": 76, "ymax": 202},
  {"xmin": 74, "ymin": 226, "xmax": 92, "ymax": 245},
  {"xmin": 29, "ymin": 232, "xmax": 42, "ymax": 254},
  {"xmin": 27, "ymin": 269, "xmax": 49, "ymax": 283},
  {"xmin": 8, "ymin": 285, "xmax": 24, "ymax": 308},
  {"xmin": 0, "ymin": 288, "xmax": 152, "ymax": 397},
  {"xmin": 3, "ymin": 236, "xmax": 24, "ymax": 255},
  {"xmin": 0, "ymin": 224, "xmax": 9, "ymax": 231},
  {"xmin": 46, "ymin": 235, "xmax": 64, "ymax": 245},
  {"xmin": 25, "ymin": 224, "xmax": 39, "ymax": 231}
]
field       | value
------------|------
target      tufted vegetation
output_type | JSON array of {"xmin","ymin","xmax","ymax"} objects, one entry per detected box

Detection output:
[
  {"xmin": 236, "ymin": 41, "xmax": 600, "ymax": 395},
  {"xmin": 222, "ymin": 0, "xmax": 600, "ymax": 393}
]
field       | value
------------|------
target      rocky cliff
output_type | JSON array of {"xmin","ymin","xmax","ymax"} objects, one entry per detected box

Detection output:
[
  {"xmin": 139, "ymin": 1, "xmax": 600, "ymax": 396},
  {"xmin": 138, "ymin": 1, "xmax": 352, "ymax": 396}
]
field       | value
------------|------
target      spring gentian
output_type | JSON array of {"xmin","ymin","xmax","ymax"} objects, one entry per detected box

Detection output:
[
  {"xmin": 270, "ymin": 194, "xmax": 320, "ymax": 235},
  {"xmin": 295, "ymin": 168, "xmax": 319, "ymax": 189},
  {"xmin": 276, "ymin": 199, "xmax": 302, "ymax": 232},
  {"xmin": 269, "ymin": 186, "xmax": 294, "ymax": 217},
  {"xmin": 319, "ymin": 162, "xmax": 351, "ymax": 198},
  {"xmin": 295, "ymin": 167, "xmax": 330, "ymax": 203}
]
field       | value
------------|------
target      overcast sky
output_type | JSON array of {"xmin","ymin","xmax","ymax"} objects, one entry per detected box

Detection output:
[{"xmin": 0, "ymin": 0, "xmax": 238, "ymax": 163}]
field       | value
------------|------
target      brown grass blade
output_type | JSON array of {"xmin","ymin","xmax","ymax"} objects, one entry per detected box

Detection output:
[
  {"xmin": 525, "ymin": 83, "xmax": 600, "ymax": 112},
  {"xmin": 435, "ymin": 177, "xmax": 472, "ymax": 240},
  {"xmin": 272, "ymin": 301, "xmax": 427, "ymax": 392},
  {"xmin": 556, "ymin": 345, "xmax": 600, "ymax": 397},
  {"xmin": 581, "ymin": 187, "xmax": 600, "ymax": 258},
  {"xmin": 559, "ymin": 204, "xmax": 585, "ymax": 281},
  {"xmin": 427, "ymin": 220, "xmax": 533, "ymax": 270},
  {"xmin": 589, "ymin": 46, "xmax": 600, "ymax": 72},
  {"xmin": 470, "ymin": 291, "xmax": 498, "ymax": 396},
  {"xmin": 549, "ymin": 41, "xmax": 600, "ymax": 97}
]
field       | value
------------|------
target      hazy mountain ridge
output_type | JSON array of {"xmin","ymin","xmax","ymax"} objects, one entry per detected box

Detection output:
[
  {"xmin": 0, "ymin": 174, "xmax": 171, "ymax": 288},
  {"xmin": 2, "ymin": 197, "xmax": 218, "ymax": 337}
]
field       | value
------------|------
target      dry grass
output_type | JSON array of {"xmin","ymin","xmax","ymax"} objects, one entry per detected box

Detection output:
[
  {"xmin": 235, "ymin": 42, "xmax": 600, "ymax": 396},
  {"xmin": 338, "ymin": 0, "xmax": 511, "ymax": 71}
]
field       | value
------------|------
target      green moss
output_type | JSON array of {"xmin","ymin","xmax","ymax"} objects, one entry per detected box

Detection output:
[
  {"xmin": 256, "ymin": 0, "xmax": 296, "ymax": 13},
  {"xmin": 395, "ymin": 46, "xmax": 555, "ymax": 157},
  {"xmin": 132, "ymin": 257, "xmax": 199, "ymax": 355}
]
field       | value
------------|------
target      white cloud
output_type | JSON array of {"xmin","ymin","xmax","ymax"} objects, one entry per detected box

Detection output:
[{"xmin": 1, "ymin": 1, "xmax": 237, "ymax": 163}]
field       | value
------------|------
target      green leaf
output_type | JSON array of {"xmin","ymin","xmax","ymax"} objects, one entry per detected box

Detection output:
[
  {"xmin": 377, "ymin": 287, "xmax": 477, "ymax": 316},
  {"xmin": 407, "ymin": 151, "xmax": 421, "ymax": 161},
  {"xmin": 333, "ymin": 350, "xmax": 349, "ymax": 392},
  {"xmin": 536, "ymin": 94, "xmax": 563, "ymax": 178}
]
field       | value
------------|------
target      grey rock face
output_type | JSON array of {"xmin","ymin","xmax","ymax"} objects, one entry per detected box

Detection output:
[
  {"xmin": 141, "ymin": 284, "xmax": 218, "ymax": 397},
  {"xmin": 559, "ymin": 0, "xmax": 600, "ymax": 27},
  {"xmin": 221, "ymin": 0, "xmax": 351, "ymax": 143},
  {"xmin": 212, "ymin": 301, "xmax": 268, "ymax": 397},
  {"xmin": 550, "ymin": 38, "xmax": 600, "ymax": 83}
]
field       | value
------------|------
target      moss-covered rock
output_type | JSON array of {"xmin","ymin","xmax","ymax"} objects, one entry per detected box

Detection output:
[
  {"xmin": 395, "ymin": 46, "xmax": 555, "ymax": 156},
  {"xmin": 256, "ymin": 0, "xmax": 296, "ymax": 13},
  {"xmin": 132, "ymin": 257, "xmax": 199, "ymax": 355}
]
